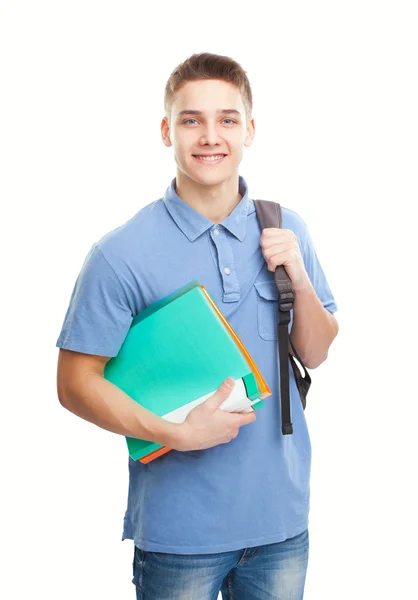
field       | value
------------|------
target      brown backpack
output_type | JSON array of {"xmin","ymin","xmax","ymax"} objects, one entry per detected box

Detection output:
[{"xmin": 253, "ymin": 200, "xmax": 311, "ymax": 435}]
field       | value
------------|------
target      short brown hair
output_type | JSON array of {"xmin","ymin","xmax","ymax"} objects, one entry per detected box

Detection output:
[{"xmin": 164, "ymin": 52, "xmax": 253, "ymax": 125}]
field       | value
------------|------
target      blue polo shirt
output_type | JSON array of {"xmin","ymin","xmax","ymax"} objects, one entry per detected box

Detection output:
[{"xmin": 56, "ymin": 175, "xmax": 338, "ymax": 554}]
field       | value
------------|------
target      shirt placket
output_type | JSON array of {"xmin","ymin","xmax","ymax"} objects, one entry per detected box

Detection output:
[{"xmin": 211, "ymin": 225, "xmax": 240, "ymax": 303}]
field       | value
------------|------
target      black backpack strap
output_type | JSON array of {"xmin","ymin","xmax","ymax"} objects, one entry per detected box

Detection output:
[
  {"xmin": 253, "ymin": 199, "xmax": 311, "ymax": 434},
  {"xmin": 289, "ymin": 337, "xmax": 311, "ymax": 411}
]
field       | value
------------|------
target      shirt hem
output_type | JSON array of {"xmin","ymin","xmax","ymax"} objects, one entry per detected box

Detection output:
[
  {"xmin": 56, "ymin": 339, "xmax": 117, "ymax": 357},
  {"xmin": 121, "ymin": 520, "xmax": 309, "ymax": 555}
]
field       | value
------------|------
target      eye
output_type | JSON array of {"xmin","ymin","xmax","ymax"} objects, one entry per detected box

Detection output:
[{"xmin": 182, "ymin": 118, "xmax": 237, "ymax": 125}]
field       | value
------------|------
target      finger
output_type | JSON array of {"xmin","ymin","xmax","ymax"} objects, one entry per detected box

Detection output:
[
  {"xmin": 260, "ymin": 234, "xmax": 284, "ymax": 249},
  {"xmin": 237, "ymin": 410, "xmax": 257, "ymax": 426},
  {"xmin": 261, "ymin": 227, "xmax": 281, "ymax": 237},
  {"xmin": 204, "ymin": 378, "xmax": 235, "ymax": 408},
  {"xmin": 262, "ymin": 243, "xmax": 291, "ymax": 259}
]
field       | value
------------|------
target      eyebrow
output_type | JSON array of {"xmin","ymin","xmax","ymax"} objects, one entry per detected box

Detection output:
[{"xmin": 176, "ymin": 109, "xmax": 242, "ymax": 119}]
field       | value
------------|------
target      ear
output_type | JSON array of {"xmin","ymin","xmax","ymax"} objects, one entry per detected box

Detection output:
[
  {"xmin": 244, "ymin": 118, "xmax": 255, "ymax": 148},
  {"xmin": 161, "ymin": 117, "xmax": 172, "ymax": 148}
]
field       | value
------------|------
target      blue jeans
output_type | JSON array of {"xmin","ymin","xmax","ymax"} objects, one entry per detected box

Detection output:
[{"xmin": 132, "ymin": 528, "xmax": 309, "ymax": 599}]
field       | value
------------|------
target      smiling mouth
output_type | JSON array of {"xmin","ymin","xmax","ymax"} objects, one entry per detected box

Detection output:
[{"xmin": 192, "ymin": 154, "xmax": 227, "ymax": 164}]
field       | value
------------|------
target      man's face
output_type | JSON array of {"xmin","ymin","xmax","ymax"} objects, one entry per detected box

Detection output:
[{"xmin": 162, "ymin": 79, "xmax": 255, "ymax": 186}]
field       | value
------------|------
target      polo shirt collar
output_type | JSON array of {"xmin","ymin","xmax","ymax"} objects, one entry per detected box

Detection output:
[{"xmin": 163, "ymin": 175, "xmax": 251, "ymax": 242}]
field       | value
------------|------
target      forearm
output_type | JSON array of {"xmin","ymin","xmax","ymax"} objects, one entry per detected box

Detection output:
[
  {"xmin": 290, "ymin": 277, "xmax": 338, "ymax": 368},
  {"xmin": 59, "ymin": 373, "xmax": 184, "ymax": 449}
]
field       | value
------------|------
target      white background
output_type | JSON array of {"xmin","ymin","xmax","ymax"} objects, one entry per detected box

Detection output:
[{"xmin": 1, "ymin": 1, "xmax": 417, "ymax": 598}]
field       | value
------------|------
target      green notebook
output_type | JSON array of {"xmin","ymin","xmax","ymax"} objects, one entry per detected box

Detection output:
[{"xmin": 104, "ymin": 280, "xmax": 271, "ymax": 461}]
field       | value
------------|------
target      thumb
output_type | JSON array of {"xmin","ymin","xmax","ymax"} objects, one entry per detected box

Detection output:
[{"xmin": 204, "ymin": 378, "xmax": 235, "ymax": 409}]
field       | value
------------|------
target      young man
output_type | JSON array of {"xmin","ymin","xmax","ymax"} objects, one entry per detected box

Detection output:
[{"xmin": 56, "ymin": 52, "xmax": 338, "ymax": 599}]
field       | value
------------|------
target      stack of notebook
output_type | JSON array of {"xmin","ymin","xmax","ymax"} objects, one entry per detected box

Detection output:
[{"xmin": 104, "ymin": 280, "xmax": 271, "ymax": 463}]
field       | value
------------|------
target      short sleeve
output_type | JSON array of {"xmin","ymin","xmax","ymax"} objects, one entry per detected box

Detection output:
[
  {"xmin": 56, "ymin": 244, "xmax": 133, "ymax": 356},
  {"xmin": 300, "ymin": 223, "xmax": 338, "ymax": 314}
]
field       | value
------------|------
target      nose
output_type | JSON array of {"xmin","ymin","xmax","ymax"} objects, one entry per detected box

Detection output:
[{"xmin": 199, "ymin": 121, "xmax": 221, "ymax": 146}]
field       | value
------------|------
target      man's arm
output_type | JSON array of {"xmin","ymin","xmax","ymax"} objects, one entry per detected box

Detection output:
[
  {"xmin": 260, "ymin": 225, "xmax": 338, "ymax": 369},
  {"xmin": 57, "ymin": 349, "xmax": 256, "ymax": 454},
  {"xmin": 57, "ymin": 348, "xmax": 184, "ymax": 449},
  {"xmin": 289, "ymin": 278, "xmax": 339, "ymax": 369}
]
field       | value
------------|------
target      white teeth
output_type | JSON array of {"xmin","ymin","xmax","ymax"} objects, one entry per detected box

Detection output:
[{"xmin": 194, "ymin": 155, "xmax": 225, "ymax": 161}]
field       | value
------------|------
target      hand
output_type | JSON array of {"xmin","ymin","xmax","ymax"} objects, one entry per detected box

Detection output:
[
  {"xmin": 174, "ymin": 378, "xmax": 257, "ymax": 452},
  {"xmin": 260, "ymin": 227, "xmax": 309, "ymax": 291}
]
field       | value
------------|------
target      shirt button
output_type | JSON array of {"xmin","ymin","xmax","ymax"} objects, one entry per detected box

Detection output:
[
  {"xmin": 224, "ymin": 267, "xmax": 231, "ymax": 275},
  {"xmin": 214, "ymin": 228, "xmax": 219, "ymax": 236}
]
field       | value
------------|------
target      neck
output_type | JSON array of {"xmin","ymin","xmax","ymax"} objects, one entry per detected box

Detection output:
[{"xmin": 175, "ymin": 170, "xmax": 243, "ymax": 224}]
